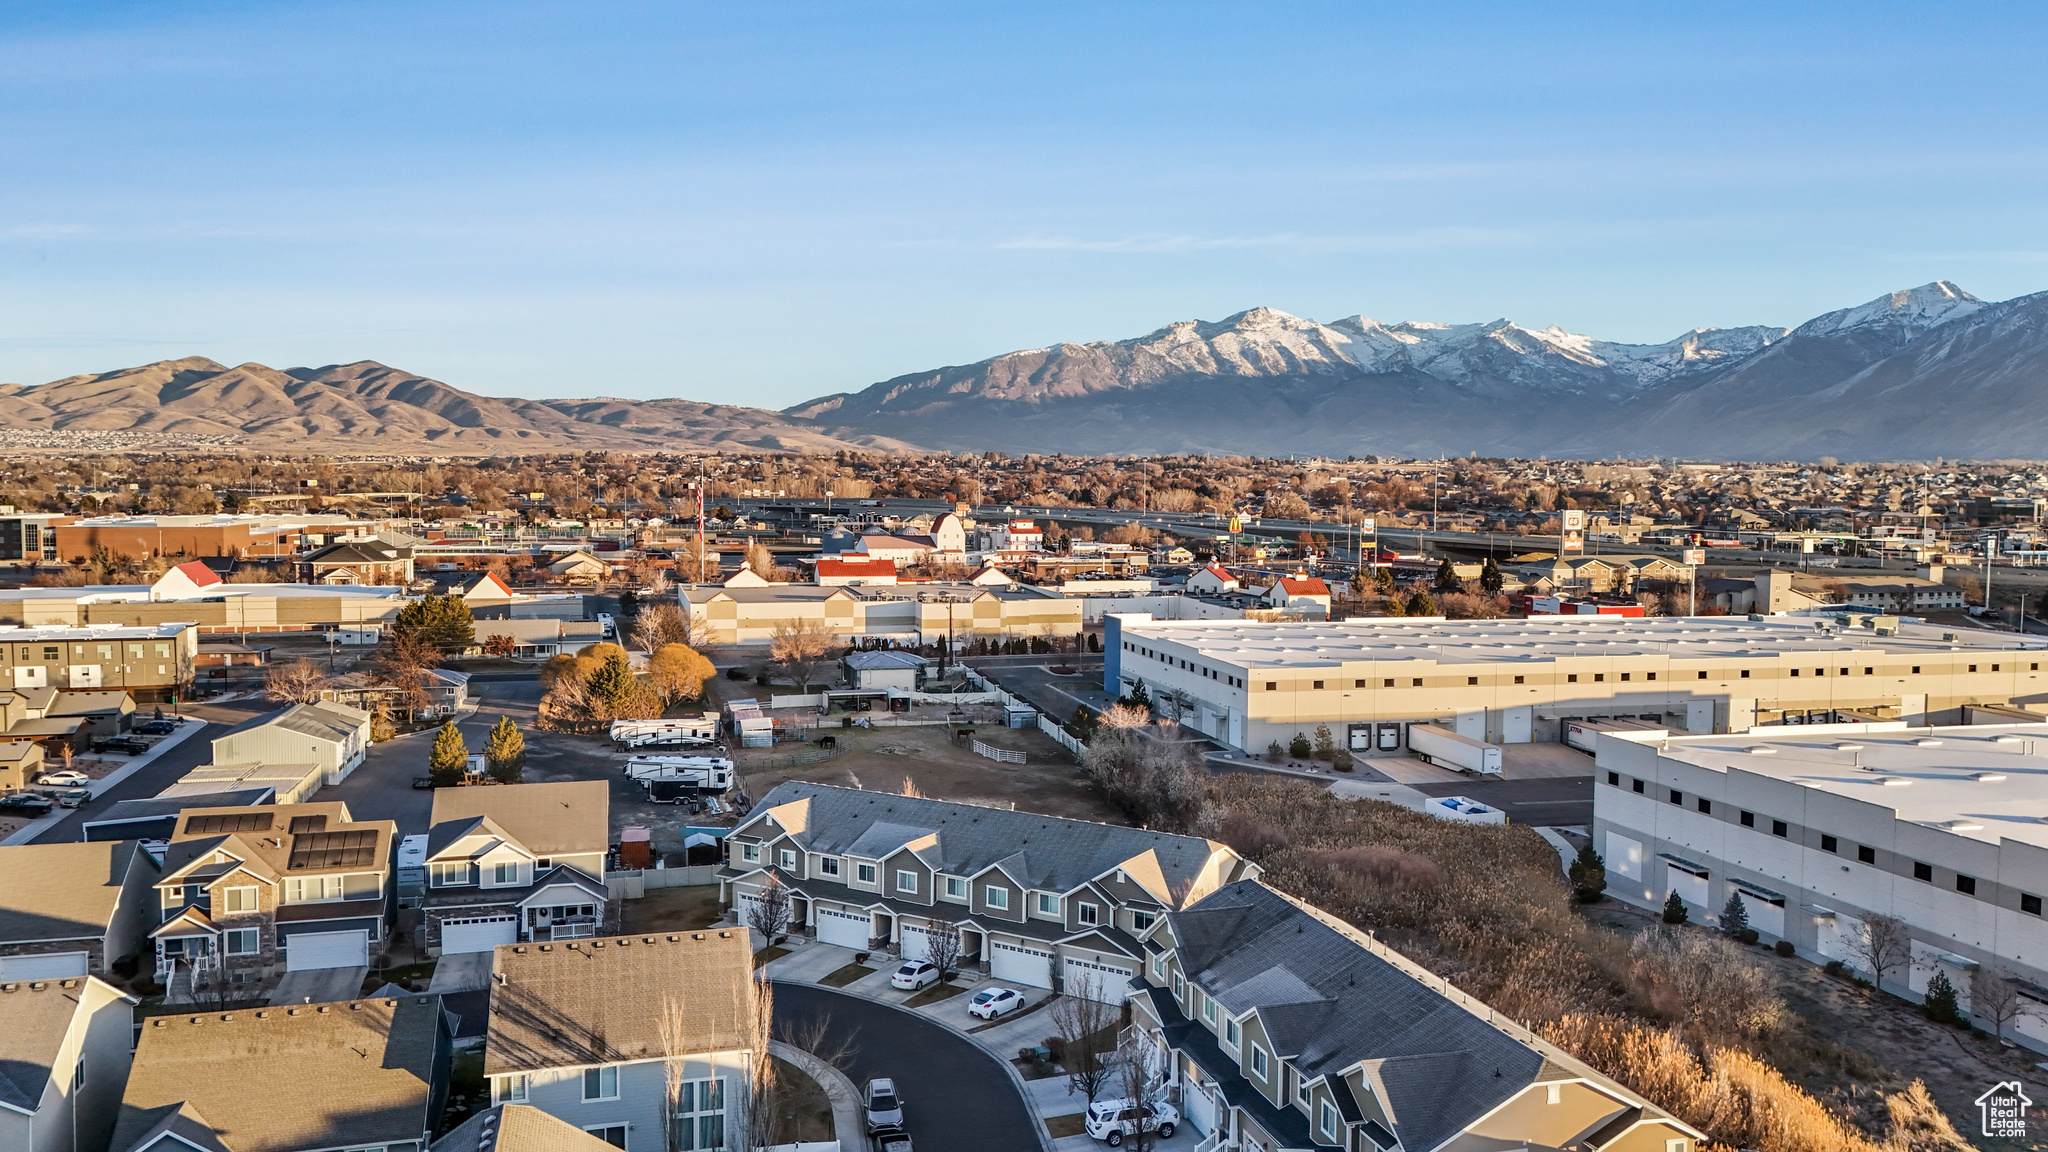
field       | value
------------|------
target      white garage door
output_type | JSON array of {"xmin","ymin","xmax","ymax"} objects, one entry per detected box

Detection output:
[
  {"xmin": 286, "ymin": 930, "xmax": 368, "ymax": 971},
  {"xmin": 0, "ymin": 952, "xmax": 87, "ymax": 980},
  {"xmin": 440, "ymin": 915, "xmax": 518, "ymax": 955},
  {"xmin": 899, "ymin": 922, "xmax": 933, "ymax": 961},
  {"xmin": 1062, "ymin": 956, "xmax": 1133, "ymax": 1002},
  {"xmin": 989, "ymin": 940, "xmax": 1055, "ymax": 990},
  {"xmin": 815, "ymin": 906, "xmax": 871, "ymax": 950}
]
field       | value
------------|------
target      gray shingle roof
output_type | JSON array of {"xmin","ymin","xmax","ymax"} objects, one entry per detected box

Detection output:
[
  {"xmin": 749, "ymin": 781, "xmax": 1242, "ymax": 904},
  {"xmin": 111, "ymin": 996, "xmax": 446, "ymax": 1152},
  {"xmin": 485, "ymin": 930, "xmax": 755, "ymax": 1076},
  {"xmin": 433, "ymin": 1104, "xmax": 623, "ymax": 1152},
  {"xmin": 1170, "ymin": 881, "xmax": 1543, "ymax": 1152},
  {"xmin": 216, "ymin": 700, "xmax": 367, "ymax": 745},
  {"xmin": 0, "ymin": 840, "xmax": 152, "ymax": 946}
]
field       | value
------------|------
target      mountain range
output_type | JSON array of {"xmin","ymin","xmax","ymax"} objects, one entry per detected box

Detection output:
[{"xmin": 6, "ymin": 280, "xmax": 2046, "ymax": 459}]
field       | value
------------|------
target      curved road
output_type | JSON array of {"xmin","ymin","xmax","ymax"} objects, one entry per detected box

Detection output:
[{"xmin": 773, "ymin": 982, "xmax": 1042, "ymax": 1152}]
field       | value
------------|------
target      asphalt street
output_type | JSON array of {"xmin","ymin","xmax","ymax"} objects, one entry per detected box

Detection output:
[
  {"xmin": 30, "ymin": 697, "xmax": 272, "ymax": 844},
  {"xmin": 1406, "ymin": 775, "xmax": 1595, "ymax": 827},
  {"xmin": 772, "ymin": 982, "xmax": 1042, "ymax": 1152},
  {"xmin": 316, "ymin": 677, "xmax": 544, "ymax": 834}
]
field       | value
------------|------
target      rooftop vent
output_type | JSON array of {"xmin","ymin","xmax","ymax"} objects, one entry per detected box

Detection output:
[
  {"xmin": 1877, "ymin": 776, "xmax": 1913, "ymax": 786},
  {"xmin": 1993, "ymin": 734, "xmax": 2025, "ymax": 744},
  {"xmin": 1833, "ymin": 742, "xmax": 1864, "ymax": 752},
  {"xmin": 1914, "ymin": 738, "xmax": 1944, "ymax": 747},
  {"xmin": 1746, "ymin": 746, "xmax": 1779, "ymax": 755},
  {"xmin": 1941, "ymin": 819, "xmax": 1985, "ymax": 832},
  {"xmin": 1971, "ymin": 772, "xmax": 2008, "ymax": 782}
]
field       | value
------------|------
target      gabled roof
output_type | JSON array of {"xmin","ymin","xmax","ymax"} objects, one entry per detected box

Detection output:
[
  {"xmin": 113, "ymin": 996, "xmax": 447, "ymax": 1152},
  {"xmin": 744, "ymin": 782, "xmax": 1250, "ymax": 906},
  {"xmin": 428, "ymin": 781, "xmax": 609, "ymax": 859},
  {"xmin": 165, "ymin": 561, "xmax": 222, "ymax": 589},
  {"xmin": 0, "ymin": 840, "xmax": 154, "ymax": 946},
  {"xmin": 432, "ymin": 1104, "xmax": 622, "ymax": 1152},
  {"xmin": 842, "ymin": 650, "xmax": 928, "ymax": 671},
  {"xmin": 215, "ymin": 700, "xmax": 368, "ymax": 746},
  {"xmin": 113, "ymin": 1101, "xmax": 236, "ymax": 1152},
  {"xmin": 160, "ymin": 803, "xmax": 394, "ymax": 882},
  {"xmin": 485, "ymin": 930, "xmax": 755, "ymax": 1075},
  {"xmin": 0, "ymin": 977, "xmax": 129, "ymax": 1115}
]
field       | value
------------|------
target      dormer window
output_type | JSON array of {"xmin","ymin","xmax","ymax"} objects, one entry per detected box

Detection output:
[
  {"xmin": 1077, "ymin": 903, "xmax": 1099, "ymax": 926},
  {"xmin": 778, "ymin": 849, "xmax": 798, "ymax": 871},
  {"xmin": 428, "ymin": 863, "xmax": 471, "ymax": 889},
  {"xmin": 857, "ymin": 863, "xmax": 877, "ymax": 885},
  {"xmin": 944, "ymin": 876, "xmax": 965, "ymax": 898},
  {"xmin": 1036, "ymin": 892, "xmax": 1059, "ymax": 915},
  {"xmin": 741, "ymin": 844, "xmax": 761, "ymax": 863},
  {"xmin": 492, "ymin": 862, "xmax": 522, "ymax": 885},
  {"xmin": 818, "ymin": 857, "xmax": 841, "ymax": 877}
]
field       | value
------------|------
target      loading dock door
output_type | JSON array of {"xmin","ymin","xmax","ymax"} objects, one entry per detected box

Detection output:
[
  {"xmin": 1500, "ymin": 706, "xmax": 1532, "ymax": 744},
  {"xmin": 1377, "ymin": 724, "xmax": 1401, "ymax": 751}
]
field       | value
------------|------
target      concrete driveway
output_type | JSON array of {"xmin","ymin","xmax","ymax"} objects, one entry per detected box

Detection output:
[
  {"xmin": 774, "ymin": 982, "xmax": 1044, "ymax": 1152},
  {"xmin": 269, "ymin": 965, "xmax": 369, "ymax": 1006}
]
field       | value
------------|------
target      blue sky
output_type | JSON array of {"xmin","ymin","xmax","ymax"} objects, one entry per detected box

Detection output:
[{"xmin": 2, "ymin": 1, "xmax": 2044, "ymax": 408}]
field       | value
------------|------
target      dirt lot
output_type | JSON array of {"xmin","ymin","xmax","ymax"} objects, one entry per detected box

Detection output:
[
  {"xmin": 0, "ymin": 814, "xmax": 29, "ymax": 839},
  {"xmin": 737, "ymin": 722, "xmax": 1120, "ymax": 824},
  {"xmin": 619, "ymin": 885, "xmax": 725, "ymax": 935},
  {"xmin": 1585, "ymin": 900, "xmax": 2048, "ymax": 1147}
]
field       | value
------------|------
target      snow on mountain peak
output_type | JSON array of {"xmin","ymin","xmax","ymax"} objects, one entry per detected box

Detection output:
[{"xmin": 1795, "ymin": 281, "xmax": 1984, "ymax": 339}]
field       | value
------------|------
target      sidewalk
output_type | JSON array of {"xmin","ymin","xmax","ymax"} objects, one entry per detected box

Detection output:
[
  {"xmin": 760, "ymin": 939, "xmax": 1198, "ymax": 1152},
  {"xmin": 1, "ymin": 719, "xmax": 207, "ymax": 847}
]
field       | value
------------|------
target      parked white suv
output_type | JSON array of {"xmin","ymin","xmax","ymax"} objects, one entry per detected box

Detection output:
[{"xmin": 1084, "ymin": 1098, "xmax": 1178, "ymax": 1146}]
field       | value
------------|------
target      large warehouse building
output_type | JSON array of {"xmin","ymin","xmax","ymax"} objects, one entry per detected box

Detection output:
[
  {"xmin": 1103, "ymin": 613, "xmax": 2048, "ymax": 753},
  {"xmin": 1592, "ymin": 722, "xmax": 2048, "ymax": 1050}
]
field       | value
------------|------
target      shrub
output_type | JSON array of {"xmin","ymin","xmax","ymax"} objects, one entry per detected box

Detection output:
[
  {"xmin": 1661, "ymin": 891, "xmax": 1689, "ymax": 924},
  {"xmin": 1332, "ymin": 749, "xmax": 1355, "ymax": 772},
  {"xmin": 1311, "ymin": 723, "xmax": 1336, "ymax": 761},
  {"xmin": 726, "ymin": 666, "xmax": 747, "ymax": 680},
  {"xmin": 1922, "ymin": 970, "xmax": 1964, "ymax": 1025},
  {"xmin": 1773, "ymin": 940, "xmax": 1795, "ymax": 958},
  {"xmin": 1823, "ymin": 960, "xmax": 1844, "ymax": 976},
  {"xmin": 1288, "ymin": 732, "xmax": 1312, "ymax": 758},
  {"xmin": 1738, "ymin": 928, "xmax": 1759, "ymax": 946},
  {"xmin": 1265, "ymin": 740, "xmax": 1284, "ymax": 763}
]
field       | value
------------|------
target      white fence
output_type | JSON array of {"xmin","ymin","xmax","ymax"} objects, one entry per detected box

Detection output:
[
  {"xmin": 964, "ymin": 669, "xmax": 1088, "ymax": 756},
  {"xmin": 604, "ymin": 865, "xmax": 721, "ymax": 900},
  {"xmin": 971, "ymin": 740, "xmax": 1026, "ymax": 764}
]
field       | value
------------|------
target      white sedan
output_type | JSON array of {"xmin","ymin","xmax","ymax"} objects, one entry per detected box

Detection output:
[
  {"xmin": 889, "ymin": 961, "xmax": 940, "ymax": 990},
  {"xmin": 967, "ymin": 987, "xmax": 1023, "ymax": 1020},
  {"xmin": 34, "ymin": 771, "xmax": 89, "ymax": 787}
]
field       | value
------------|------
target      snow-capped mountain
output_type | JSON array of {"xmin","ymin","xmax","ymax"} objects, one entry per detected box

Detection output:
[{"xmin": 787, "ymin": 282, "xmax": 2048, "ymax": 458}]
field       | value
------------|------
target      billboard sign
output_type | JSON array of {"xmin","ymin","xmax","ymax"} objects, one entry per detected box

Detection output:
[
  {"xmin": 1682, "ymin": 548, "xmax": 1706, "ymax": 566},
  {"xmin": 1560, "ymin": 509, "xmax": 1586, "ymax": 554}
]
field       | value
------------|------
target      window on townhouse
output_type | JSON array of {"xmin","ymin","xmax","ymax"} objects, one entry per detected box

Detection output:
[
  {"xmin": 493, "ymin": 862, "xmax": 522, "ymax": 885},
  {"xmin": 818, "ymin": 857, "xmax": 841, "ymax": 877},
  {"xmin": 1250, "ymin": 1044, "xmax": 1270, "ymax": 1079},
  {"xmin": 1077, "ymin": 903, "xmax": 1099, "ymax": 926},
  {"xmin": 1320, "ymin": 1102, "xmax": 1337, "ymax": 1140},
  {"xmin": 293, "ymin": 875, "xmax": 348, "ymax": 900},
  {"xmin": 429, "ymin": 863, "xmax": 470, "ymax": 889},
  {"xmin": 1202, "ymin": 995, "xmax": 1218, "ymax": 1024},
  {"xmin": 856, "ymin": 864, "xmax": 876, "ymax": 884},
  {"xmin": 673, "ymin": 1078, "xmax": 726, "ymax": 1150},
  {"xmin": 944, "ymin": 877, "xmax": 965, "ymax": 898},
  {"xmin": 896, "ymin": 870, "xmax": 918, "ymax": 893},
  {"xmin": 1131, "ymin": 911, "xmax": 1155, "ymax": 932},
  {"xmin": 1172, "ymin": 971, "xmax": 1185, "ymax": 1002},
  {"xmin": 1225, "ymin": 1017, "xmax": 1240, "ymax": 1049},
  {"xmin": 1296, "ymin": 1072, "xmax": 1311, "ymax": 1105},
  {"xmin": 583, "ymin": 1064, "xmax": 620, "ymax": 1101},
  {"xmin": 585, "ymin": 1125, "xmax": 626, "ymax": 1148},
  {"xmin": 984, "ymin": 885, "xmax": 1009, "ymax": 910},
  {"xmin": 778, "ymin": 849, "xmax": 798, "ymax": 871},
  {"xmin": 1036, "ymin": 892, "xmax": 1058, "ymax": 915},
  {"xmin": 223, "ymin": 886, "xmax": 258, "ymax": 913},
  {"xmin": 492, "ymin": 1074, "xmax": 530, "ymax": 1104},
  {"xmin": 741, "ymin": 843, "xmax": 761, "ymax": 863},
  {"xmin": 226, "ymin": 929, "xmax": 259, "ymax": 955}
]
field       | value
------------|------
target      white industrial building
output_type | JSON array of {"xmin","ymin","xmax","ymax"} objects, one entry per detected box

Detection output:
[
  {"xmin": 1594, "ymin": 722, "xmax": 2048, "ymax": 1049},
  {"xmin": 1103, "ymin": 613, "xmax": 2048, "ymax": 754}
]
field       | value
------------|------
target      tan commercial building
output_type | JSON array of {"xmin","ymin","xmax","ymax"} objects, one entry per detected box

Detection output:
[
  {"xmin": 0, "ymin": 623, "xmax": 198, "ymax": 703},
  {"xmin": 684, "ymin": 579, "xmax": 1082, "ymax": 648},
  {"xmin": 53, "ymin": 513, "xmax": 392, "ymax": 562},
  {"xmin": 0, "ymin": 562, "xmax": 404, "ymax": 635},
  {"xmin": 1104, "ymin": 613, "xmax": 2048, "ymax": 755}
]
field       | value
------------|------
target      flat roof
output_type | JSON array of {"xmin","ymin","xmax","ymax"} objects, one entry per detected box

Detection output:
[
  {"xmin": 1111, "ymin": 615, "xmax": 2048, "ymax": 669},
  {"xmin": 1636, "ymin": 722, "xmax": 2048, "ymax": 851},
  {"xmin": 0, "ymin": 623, "xmax": 195, "ymax": 640}
]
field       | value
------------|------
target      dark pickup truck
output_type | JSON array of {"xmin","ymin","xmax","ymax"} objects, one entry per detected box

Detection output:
[{"xmin": 869, "ymin": 1126, "xmax": 913, "ymax": 1152}]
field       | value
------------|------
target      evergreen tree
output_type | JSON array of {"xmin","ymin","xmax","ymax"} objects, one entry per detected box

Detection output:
[
  {"xmin": 1661, "ymin": 890, "xmax": 1689, "ymax": 924},
  {"xmin": 1433, "ymin": 556, "xmax": 1461, "ymax": 594},
  {"xmin": 1922, "ymin": 970, "xmax": 1965, "ymax": 1025},
  {"xmin": 393, "ymin": 595, "xmax": 477, "ymax": 655},
  {"xmin": 483, "ymin": 716, "xmax": 526, "ymax": 784},
  {"xmin": 1373, "ymin": 566, "xmax": 1395, "ymax": 593},
  {"xmin": 584, "ymin": 647, "xmax": 637, "ymax": 714},
  {"xmin": 1119, "ymin": 681, "xmax": 1151, "ymax": 711},
  {"xmin": 428, "ymin": 721, "xmax": 469, "ymax": 787},
  {"xmin": 1719, "ymin": 891, "xmax": 1750, "ymax": 938},
  {"xmin": 1569, "ymin": 845, "xmax": 1608, "ymax": 904},
  {"xmin": 1480, "ymin": 557, "xmax": 1504, "ymax": 594},
  {"xmin": 1405, "ymin": 589, "xmax": 1437, "ymax": 616},
  {"xmin": 1071, "ymin": 704, "xmax": 1100, "ymax": 744},
  {"xmin": 1289, "ymin": 732, "xmax": 1313, "ymax": 758}
]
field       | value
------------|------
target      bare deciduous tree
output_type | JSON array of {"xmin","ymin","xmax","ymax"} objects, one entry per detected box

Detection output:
[
  {"xmin": 769, "ymin": 619, "xmax": 835, "ymax": 692},
  {"xmin": 1110, "ymin": 1026, "xmax": 1170, "ymax": 1152},
  {"xmin": 1845, "ymin": 913, "xmax": 1912, "ymax": 990},
  {"xmin": 1047, "ymin": 972, "xmax": 1118, "ymax": 1105},
  {"xmin": 263, "ymin": 659, "xmax": 330, "ymax": 704},
  {"xmin": 633, "ymin": 602, "xmax": 695, "ymax": 654},
  {"xmin": 1969, "ymin": 966, "xmax": 2042, "ymax": 1044},
  {"xmin": 921, "ymin": 917, "xmax": 962, "ymax": 982},
  {"xmin": 749, "ymin": 878, "xmax": 793, "ymax": 949}
]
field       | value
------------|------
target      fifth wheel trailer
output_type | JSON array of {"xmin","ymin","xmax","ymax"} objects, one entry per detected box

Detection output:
[{"xmin": 1406, "ymin": 724, "xmax": 1502, "ymax": 775}]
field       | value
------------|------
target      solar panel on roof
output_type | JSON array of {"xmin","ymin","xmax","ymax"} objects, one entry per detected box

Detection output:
[
  {"xmin": 184, "ymin": 812, "xmax": 274, "ymax": 835},
  {"xmin": 288, "ymin": 828, "xmax": 379, "ymax": 869},
  {"xmin": 287, "ymin": 814, "xmax": 328, "ymax": 834}
]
